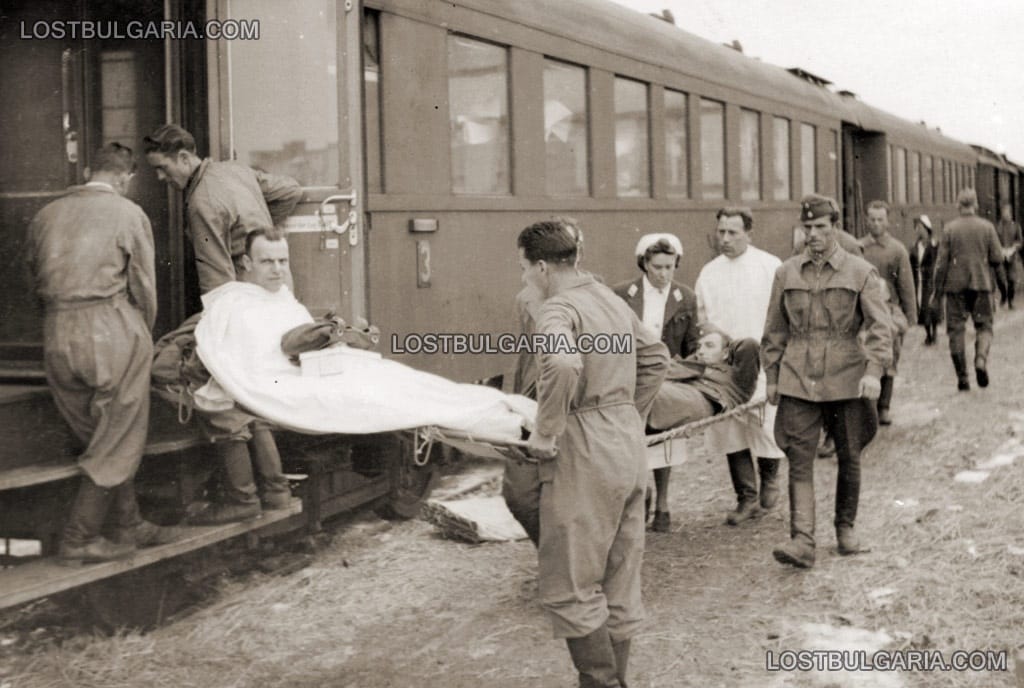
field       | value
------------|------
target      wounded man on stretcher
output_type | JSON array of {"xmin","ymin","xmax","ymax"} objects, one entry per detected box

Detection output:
[
  {"xmin": 186, "ymin": 229, "xmax": 535, "ymax": 443},
  {"xmin": 647, "ymin": 324, "xmax": 759, "ymax": 432}
]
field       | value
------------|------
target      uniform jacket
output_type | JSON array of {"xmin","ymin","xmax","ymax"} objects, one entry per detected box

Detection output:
[
  {"xmin": 909, "ymin": 239, "xmax": 939, "ymax": 319},
  {"xmin": 612, "ymin": 277, "xmax": 699, "ymax": 358},
  {"xmin": 996, "ymin": 219, "xmax": 1023, "ymax": 282},
  {"xmin": 663, "ymin": 338, "xmax": 760, "ymax": 411},
  {"xmin": 512, "ymin": 283, "xmax": 543, "ymax": 398},
  {"xmin": 27, "ymin": 184, "xmax": 157, "ymax": 329},
  {"xmin": 934, "ymin": 213, "xmax": 1003, "ymax": 294},
  {"xmin": 184, "ymin": 159, "xmax": 302, "ymax": 294},
  {"xmin": 861, "ymin": 232, "xmax": 917, "ymax": 326},
  {"xmin": 762, "ymin": 245, "xmax": 892, "ymax": 402}
]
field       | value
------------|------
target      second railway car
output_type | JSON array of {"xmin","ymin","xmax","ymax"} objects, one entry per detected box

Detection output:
[{"xmin": 0, "ymin": 0, "xmax": 1017, "ymax": 618}]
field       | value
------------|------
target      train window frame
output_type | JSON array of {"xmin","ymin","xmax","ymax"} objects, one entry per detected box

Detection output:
[
  {"xmin": 699, "ymin": 97, "xmax": 726, "ymax": 200},
  {"xmin": 799, "ymin": 122, "xmax": 816, "ymax": 196},
  {"xmin": 922, "ymin": 154, "xmax": 933, "ymax": 205},
  {"xmin": 772, "ymin": 116, "xmax": 791, "ymax": 201},
  {"xmin": 739, "ymin": 108, "xmax": 761, "ymax": 202},
  {"xmin": 908, "ymin": 151, "xmax": 921, "ymax": 204},
  {"xmin": 894, "ymin": 147, "xmax": 907, "ymax": 204},
  {"xmin": 363, "ymin": 9, "xmax": 382, "ymax": 194},
  {"xmin": 613, "ymin": 75, "xmax": 651, "ymax": 198},
  {"xmin": 543, "ymin": 57, "xmax": 591, "ymax": 197},
  {"xmin": 663, "ymin": 88, "xmax": 689, "ymax": 199},
  {"xmin": 446, "ymin": 33, "xmax": 512, "ymax": 196}
]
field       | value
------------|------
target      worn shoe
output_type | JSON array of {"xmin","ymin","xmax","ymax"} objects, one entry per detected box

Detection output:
[
  {"xmin": 975, "ymin": 367, "xmax": 989, "ymax": 388},
  {"xmin": 772, "ymin": 538, "xmax": 815, "ymax": 568},
  {"xmin": 650, "ymin": 511, "xmax": 671, "ymax": 533},
  {"xmin": 836, "ymin": 527, "xmax": 871, "ymax": 555},
  {"xmin": 726, "ymin": 500, "xmax": 760, "ymax": 526},
  {"xmin": 878, "ymin": 408, "xmax": 892, "ymax": 425},
  {"xmin": 957, "ymin": 379, "xmax": 971, "ymax": 391},
  {"xmin": 112, "ymin": 520, "xmax": 183, "ymax": 547},
  {"xmin": 59, "ymin": 536, "xmax": 135, "ymax": 563},
  {"xmin": 757, "ymin": 457, "xmax": 781, "ymax": 510},
  {"xmin": 188, "ymin": 501, "xmax": 261, "ymax": 525},
  {"xmin": 261, "ymin": 489, "xmax": 294, "ymax": 510}
]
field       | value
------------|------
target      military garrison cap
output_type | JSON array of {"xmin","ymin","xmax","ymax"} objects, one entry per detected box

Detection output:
[{"xmin": 799, "ymin": 194, "xmax": 840, "ymax": 221}]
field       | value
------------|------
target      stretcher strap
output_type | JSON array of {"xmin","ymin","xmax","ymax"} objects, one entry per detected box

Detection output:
[{"xmin": 643, "ymin": 398, "xmax": 766, "ymax": 445}]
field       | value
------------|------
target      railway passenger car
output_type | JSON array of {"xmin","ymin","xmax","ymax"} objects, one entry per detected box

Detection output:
[{"xmin": 0, "ymin": 0, "xmax": 1013, "ymax": 620}]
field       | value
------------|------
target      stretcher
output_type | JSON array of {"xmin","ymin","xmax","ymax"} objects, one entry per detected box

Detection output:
[{"xmin": 412, "ymin": 397, "xmax": 768, "ymax": 470}]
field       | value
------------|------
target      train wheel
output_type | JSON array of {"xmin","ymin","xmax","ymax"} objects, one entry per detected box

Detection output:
[{"xmin": 378, "ymin": 432, "xmax": 441, "ymax": 520}]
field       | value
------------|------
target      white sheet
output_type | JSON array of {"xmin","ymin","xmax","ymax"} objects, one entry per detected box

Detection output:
[{"xmin": 194, "ymin": 282, "xmax": 535, "ymax": 441}]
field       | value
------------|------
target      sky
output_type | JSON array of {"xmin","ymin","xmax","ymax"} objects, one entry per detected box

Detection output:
[{"xmin": 609, "ymin": 0, "xmax": 1024, "ymax": 162}]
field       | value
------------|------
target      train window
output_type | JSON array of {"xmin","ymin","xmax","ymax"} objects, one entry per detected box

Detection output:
[
  {"xmin": 894, "ymin": 147, "xmax": 907, "ymax": 203},
  {"xmin": 228, "ymin": 0, "xmax": 339, "ymax": 186},
  {"xmin": 664, "ymin": 89, "xmax": 689, "ymax": 198},
  {"xmin": 886, "ymin": 146, "xmax": 893, "ymax": 202},
  {"xmin": 800, "ymin": 123, "xmax": 816, "ymax": 195},
  {"xmin": 100, "ymin": 51, "xmax": 137, "ymax": 147},
  {"xmin": 700, "ymin": 98, "xmax": 725, "ymax": 199},
  {"xmin": 908, "ymin": 152, "xmax": 920, "ymax": 203},
  {"xmin": 614, "ymin": 77, "xmax": 650, "ymax": 197},
  {"xmin": 922, "ymin": 155, "xmax": 933, "ymax": 204},
  {"xmin": 739, "ymin": 109, "xmax": 761, "ymax": 201},
  {"xmin": 447, "ymin": 35, "xmax": 510, "ymax": 195},
  {"xmin": 772, "ymin": 117, "xmax": 790, "ymax": 201},
  {"xmin": 544, "ymin": 59, "xmax": 589, "ymax": 196},
  {"xmin": 364, "ymin": 10, "xmax": 382, "ymax": 194}
]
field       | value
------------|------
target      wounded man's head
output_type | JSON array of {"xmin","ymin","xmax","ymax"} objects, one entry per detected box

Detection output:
[{"xmin": 241, "ymin": 227, "xmax": 292, "ymax": 293}]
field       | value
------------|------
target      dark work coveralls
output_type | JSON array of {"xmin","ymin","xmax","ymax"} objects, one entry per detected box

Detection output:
[{"xmin": 761, "ymin": 245, "xmax": 891, "ymax": 548}]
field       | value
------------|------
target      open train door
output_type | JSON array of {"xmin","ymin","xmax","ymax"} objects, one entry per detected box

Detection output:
[
  {"xmin": 207, "ymin": 0, "xmax": 366, "ymax": 323},
  {"xmin": 841, "ymin": 124, "xmax": 887, "ymax": 238}
]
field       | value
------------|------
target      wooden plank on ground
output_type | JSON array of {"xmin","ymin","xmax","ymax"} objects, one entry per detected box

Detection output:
[{"xmin": 0, "ymin": 498, "xmax": 302, "ymax": 610}]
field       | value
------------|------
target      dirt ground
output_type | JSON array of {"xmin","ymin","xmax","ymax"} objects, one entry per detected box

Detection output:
[{"xmin": 3, "ymin": 310, "xmax": 1024, "ymax": 688}]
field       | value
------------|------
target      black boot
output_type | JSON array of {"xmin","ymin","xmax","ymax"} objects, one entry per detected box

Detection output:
[
  {"xmin": 566, "ymin": 626, "xmax": 621, "ymax": 688},
  {"xmin": 110, "ymin": 481, "xmax": 181, "ymax": 547},
  {"xmin": 877, "ymin": 375, "xmax": 894, "ymax": 425},
  {"xmin": 975, "ymin": 330, "xmax": 992, "ymax": 388},
  {"xmin": 726, "ymin": 450, "xmax": 759, "ymax": 525},
  {"xmin": 190, "ymin": 441, "xmax": 261, "ymax": 525},
  {"xmin": 60, "ymin": 477, "xmax": 136, "ymax": 562},
  {"xmin": 612, "ymin": 638, "xmax": 631, "ymax": 688},
  {"xmin": 772, "ymin": 480, "xmax": 815, "ymax": 568},
  {"xmin": 951, "ymin": 352, "xmax": 970, "ymax": 391},
  {"xmin": 249, "ymin": 426, "xmax": 292, "ymax": 509},
  {"xmin": 757, "ymin": 457, "xmax": 781, "ymax": 509}
]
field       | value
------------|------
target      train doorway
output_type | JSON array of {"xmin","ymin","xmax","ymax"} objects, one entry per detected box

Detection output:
[
  {"xmin": 0, "ymin": 0, "xmax": 206, "ymax": 374},
  {"xmin": 841, "ymin": 125, "xmax": 887, "ymax": 238}
]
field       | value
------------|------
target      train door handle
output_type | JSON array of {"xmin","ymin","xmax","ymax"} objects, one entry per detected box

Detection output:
[{"xmin": 317, "ymin": 192, "xmax": 359, "ymax": 246}]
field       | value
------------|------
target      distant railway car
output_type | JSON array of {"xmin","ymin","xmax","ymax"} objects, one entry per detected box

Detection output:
[{"xmin": 0, "ymin": 0, "xmax": 1012, "ymax": 617}]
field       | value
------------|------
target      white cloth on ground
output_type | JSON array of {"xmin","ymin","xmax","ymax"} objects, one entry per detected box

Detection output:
[
  {"xmin": 695, "ymin": 245, "xmax": 784, "ymax": 458},
  {"xmin": 194, "ymin": 282, "xmax": 535, "ymax": 440}
]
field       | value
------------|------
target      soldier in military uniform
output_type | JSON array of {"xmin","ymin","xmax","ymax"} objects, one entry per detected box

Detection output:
[
  {"xmin": 861, "ymin": 201, "xmax": 916, "ymax": 425},
  {"xmin": 932, "ymin": 189, "xmax": 1004, "ymax": 390},
  {"xmin": 762, "ymin": 195, "xmax": 892, "ymax": 569}
]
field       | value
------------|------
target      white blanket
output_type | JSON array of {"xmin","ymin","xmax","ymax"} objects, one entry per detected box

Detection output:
[{"xmin": 194, "ymin": 282, "xmax": 535, "ymax": 441}]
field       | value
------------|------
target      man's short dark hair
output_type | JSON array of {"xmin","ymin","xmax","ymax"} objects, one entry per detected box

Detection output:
[
  {"xmin": 245, "ymin": 227, "xmax": 288, "ymax": 256},
  {"xmin": 867, "ymin": 200, "xmax": 890, "ymax": 216},
  {"xmin": 716, "ymin": 206, "xmax": 753, "ymax": 231},
  {"xmin": 517, "ymin": 220, "xmax": 580, "ymax": 265},
  {"xmin": 143, "ymin": 124, "xmax": 197, "ymax": 156},
  {"xmin": 91, "ymin": 142, "xmax": 136, "ymax": 175}
]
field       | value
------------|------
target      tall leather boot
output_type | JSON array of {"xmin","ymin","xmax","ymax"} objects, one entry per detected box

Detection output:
[
  {"xmin": 877, "ymin": 375, "xmax": 894, "ymax": 425},
  {"xmin": 835, "ymin": 461, "xmax": 869, "ymax": 555},
  {"xmin": 757, "ymin": 457, "xmax": 781, "ymax": 509},
  {"xmin": 249, "ymin": 426, "xmax": 292, "ymax": 509},
  {"xmin": 725, "ymin": 450, "xmax": 759, "ymax": 525},
  {"xmin": 951, "ymin": 352, "xmax": 970, "ymax": 391},
  {"xmin": 772, "ymin": 480, "xmax": 815, "ymax": 568},
  {"xmin": 974, "ymin": 329, "xmax": 992, "ymax": 388},
  {"xmin": 190, "ymin": 441, "xmax": 261, "ymax": 525},
  {"xmin": 612, "ymin": 638, "xmax": 631, "ymax": 688},
  {"xmin": 110, "ymin": 481, "xmax": 181, "ymax": 547},
  {"xmin": 60, "ymin": 477, "xmax": 135, "ymax": 562},
  {"xmin": 566, "ymin": 625, "xmax": 621, "ymax": 688}
]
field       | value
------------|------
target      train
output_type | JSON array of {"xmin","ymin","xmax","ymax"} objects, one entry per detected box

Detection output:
[{"xmin": 1, "ymin": 0, "xmax": 1020, "ymax": 625}]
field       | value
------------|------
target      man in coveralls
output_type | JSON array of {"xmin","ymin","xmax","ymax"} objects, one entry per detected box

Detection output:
[
  {"xmin": 520, "ymin": 220, "xmax": 669, "ymax": 687},
  {"xmin": 27, "ymin": 143, "xmax": 176, "ymax": 561},
  {"xmin": 861, "ymin": 200, "xmax": 916, "ymax": 425},
  {"xmin": 762, "ymin": 195, "xmax": 892, "ymax": 569},
  {"xmin": 144, "ymin": 124, "xmax": 302, "ymax": 524}
]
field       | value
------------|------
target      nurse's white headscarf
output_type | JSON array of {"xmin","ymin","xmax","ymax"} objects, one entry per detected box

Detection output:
[{"xmin": 634, "ymin": 233, "xmax": 683, "ymax": 258}]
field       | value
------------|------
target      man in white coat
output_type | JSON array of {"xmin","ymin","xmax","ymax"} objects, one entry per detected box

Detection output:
[{"xmin": 695, "ymin": 207, "xmax": 785, "ymax": 525}]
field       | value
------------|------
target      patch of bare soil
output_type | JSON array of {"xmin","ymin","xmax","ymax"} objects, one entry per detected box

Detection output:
[{"xmin": 3, "ymin": 311, "xmax": 1024, "ymax": 688}]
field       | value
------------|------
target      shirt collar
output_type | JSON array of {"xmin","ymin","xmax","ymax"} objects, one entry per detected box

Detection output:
[
  {"xmin": 82, "ymin": 181, "xmax": 116, "ymax": 192},
  {"xmin": 184, "ymin": 158, "xmax": 211, "ymax": 204},
  {"xmin": 642, "ymin": 274, "xmax": 667, "ymax": 295},
  {"xmin": 800, "ymin": 241, "xmax": 843, "ymax": 269}
]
